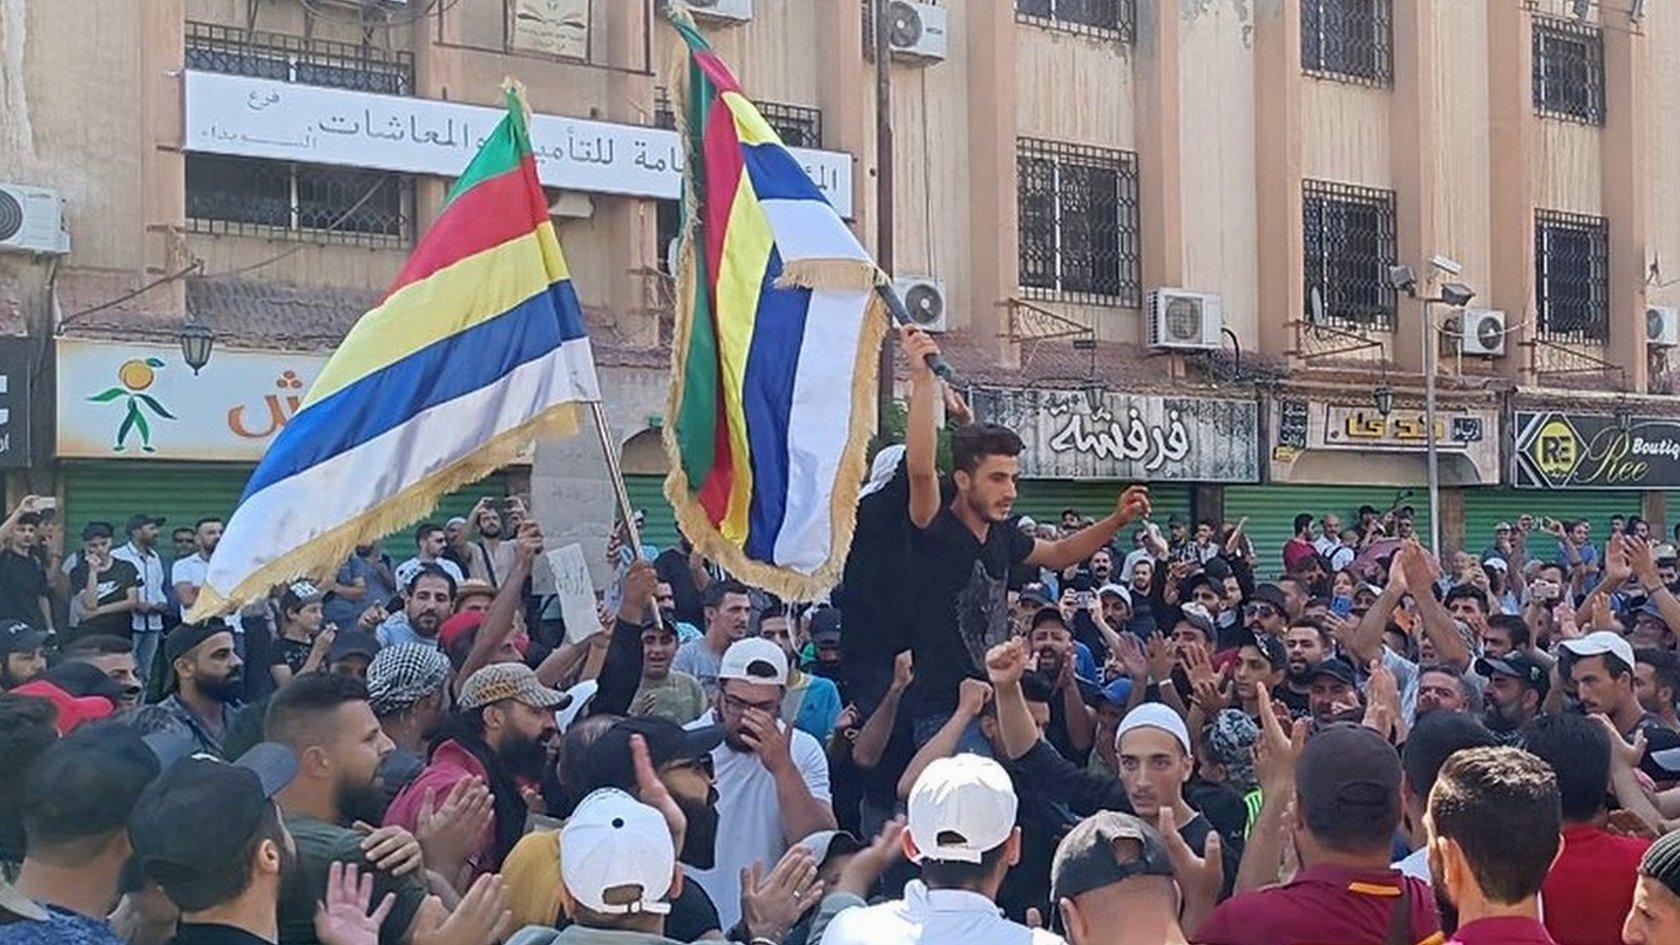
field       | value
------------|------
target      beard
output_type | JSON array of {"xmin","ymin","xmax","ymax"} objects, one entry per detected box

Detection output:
[
  {"xmin": 1427, "ymin": 843, "xmax": 1459, "ymax": 933},
  {"xmin": 1034, "ymin": 650, "xmax": 1063, "ymax": 681},
  {"xmin": 335, "ymin": 775, "xmax": 389, "ymax": 827},
  {"xmin": 199, "ymin": 670, "xmax": 244, "ymax": 704},
  {"xmin": 480, "ymin": 520, "xmax": 502, "ymax": 539},
  {"xmin": 412, "ymin": 611, "xmax": 442, "ymax": 636},
  {"xmin": 1483, "ymin": 701, "xmax": 1525, "ymax": 733},
  {"xmin": 677, "ymin": 788, "xmax": 721, "ymax": 869},
  {"xmin": 1286, "ymin": 662, "xmax": 1313, "ymax": 685},
  {"xmin": 496, "ymin": 729, "xmax": 551, "ymax": 782}
]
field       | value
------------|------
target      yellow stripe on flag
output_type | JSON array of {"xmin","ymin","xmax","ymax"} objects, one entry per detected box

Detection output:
[
  {"xmin": 304, "ymin": 223, "xmax": 568, "ymax": 408},
  {"xmin": 720, "ymin": 91, "xmax": 784, "ymax": 148},
  {"xmin": 714, "ymin": 174, "xmax": 775, "ymax": 542}
]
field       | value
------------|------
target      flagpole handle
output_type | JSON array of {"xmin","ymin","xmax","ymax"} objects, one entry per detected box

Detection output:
[
  {"xmin": 588, "ymin": 401, "xmax": 642, "ymax": 553},
  {"xmin": 874, "ymin": 283, "xmax": 962, "ymax": 386}
]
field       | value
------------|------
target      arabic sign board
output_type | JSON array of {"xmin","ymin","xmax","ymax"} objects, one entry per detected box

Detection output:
[
  {"xmin": 1515, "ymin": 411, "xmax": 1680, "ymax": 489},
  {"xmin": 183, "ymin": 70, "xmax": 856, "ymax": 218},
  {"xmin": 1319, "ymin": 404, "xmax": 1486, "ymax": 452},
  {"xmin": 56, "ymin": 339, "xmax": 330, "ymax": 461},
  {"xmin": 968, "ymin": 388, "xmax": 1260, "ymax": 482},
  {"xmin": 509, "ymin": 0, "xmax": 590, "ymax": 60},
  {"xmin": 1268, "ymin": 399, "xmax": 1501, "ymax": 484},
  {"xmin": 0, "ymin": 339, "xmax": 32, "ymax": 469}
]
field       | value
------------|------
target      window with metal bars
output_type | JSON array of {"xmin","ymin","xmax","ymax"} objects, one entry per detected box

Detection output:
[
  {"xmin": 1302, "ymin": 180, "xmax": 1398, "ymax": 330},
  {"xmin": 651, "ymin": 87, "xmax": 821, "ymax": 148},
  {"xmin": 1015, "ymin": 0, "xmax": 1135, "ymax": 42},
  {"xmin": 1301, "ymin": 0, "xmax": 1393, "ymax": 86},
  {"xmin": 1532, "ymin": 16, "xmax": 1604, "ymax": 125},
  {"xmin": 184, "ymin": 20, "xmax": 413, "ymax": 95},
  {"xmin": 1535, "ymin": 209, "xmax": 1609, "ymax": 343},
  {"xmin": 186, "ymin": 154, "xmax": 412, "ymax": 246},
  {"xmin": 1016, "ymin": 138, "xmax": 1141, "ymax": 307}
]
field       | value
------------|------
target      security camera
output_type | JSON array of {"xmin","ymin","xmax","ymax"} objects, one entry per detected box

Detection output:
[
  {"xmin": 1388, "ymin": 265, "xmax": 1418, "ymax": 294},
  {"xmin": 1429, "ymin": 255, "xmax": 1463, "ymax": 276},
  {"xmin": 1440, "ymin": 283, "xmax": 1476, "ymax": 308}
]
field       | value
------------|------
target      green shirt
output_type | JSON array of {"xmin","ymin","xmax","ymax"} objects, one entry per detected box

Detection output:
[
  {"xmin": 631, "ymin": 671, "xmax": 708, "ymax": 726},
  {"xmin": 278, "ymin": 813, "xmax": 429, "ymax": 945}
]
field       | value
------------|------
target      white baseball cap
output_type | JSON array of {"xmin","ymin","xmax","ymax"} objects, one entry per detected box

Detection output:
[
  {"xmin": 560, "ymin": 788, "xmax": 675, "ymax": 915},
  {"xmin": 1097, "ymin": 583, "xmax": 1132, "ymax": 606},
  {"xmin": 906, "ymin": 754, "xmax": 1017, "ymax": 864},
  {"xmin": 1560, "ymin": 630, "xmax": 1637, "ymax": 669},
  {"xmin": 718, "ymin": 637, "xmax": 789, "ymax": 686},
  {"xmin": 555, "ymin": 679, "xmax": 599, "ymax": 734},
  {"xmin": 1115, "ymin": 702, "xmax": 1192, "ymax": 755}
]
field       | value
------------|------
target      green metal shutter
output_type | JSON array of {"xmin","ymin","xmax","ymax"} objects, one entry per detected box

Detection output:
[
  {"xmin": 1222, "ymin": 485, "xmax": 1433, "ymax": 581},
  {"xmin": 61, "ymin": 461, "xmax": 509, "ymax": 550},
  {"xmin": 625, "ymin": 474, "xmax": 679, "ymax": 552},
  {"xmin": 1462, "ymin": 490, "xmax": 1644, "ymax": 557},
  {"xmin": 1013, "ymin": 480, "xmax": 1192, "ymax": 532}
]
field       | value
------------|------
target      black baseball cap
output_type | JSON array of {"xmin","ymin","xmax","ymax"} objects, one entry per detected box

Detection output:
[
  {"xmin": 1233, "ymin": 628, "xmax": 1287, "ymax": 672},
  {"xmin": 0, "ymin": 619, "xmax": 47, "ymax": 658},
  {"xmin": 1248, "ymin": 583, "xmax": 1290, "ymax": 613},
  {"xmin": 808, "ymin": 608, "xmax": 842, "ymax": 646},
  {"xmin": 163, "ymin": 620, "xmax": 231, "ymax": 668},
  {"xmin": 1297, "ymin": 723, "xmax": 1403, "ymax": 833},
  {"xmin": 1309, "ymin": 656, "xmax": 1359, "ymax": 688},
  {"xmin": 1474, "ymin": 652, "xmax": 1551, "ymax": 698},
  {"xmin": 41, "ymin": 661, "xmax": 134, "ymax": 704},
  {"xmin": 129, "ymin": 743, "xmax": 297, "ymax": 895},
  {"xmin": 125, "ymin": 514, "xmax": 165, "ymax": 533},
  {"xmin": 25, "ymin": 723, "xmax": 161, "ymax": 842},
  {"xmin": 579, "ymin": 716, "xmax": 724, "ymax": 793},
  {"xmin": 80, "ymin": 521, "xmax": 114, "ymax": 541},
  {"xmin": 1051, "ymin": 812, "xmax": 1175, "ymax": 908},
  {"xmin": 1031, "ymin": 606, "xmax": 1070, "ymax": 633}
]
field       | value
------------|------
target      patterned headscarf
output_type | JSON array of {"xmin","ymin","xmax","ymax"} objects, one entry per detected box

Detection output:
[
  {"xmin": 1205, "ymin": 709, "xmax": 1260, "ymax": 793},
  {"xmin": 365, "ymin": 643, "xmax": 450, "ymax": 717}
]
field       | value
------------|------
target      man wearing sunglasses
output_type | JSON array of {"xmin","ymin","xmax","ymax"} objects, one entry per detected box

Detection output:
[{"xmin": 1242, "ymin": 584, "xmax": 1290, "ymax": 641}]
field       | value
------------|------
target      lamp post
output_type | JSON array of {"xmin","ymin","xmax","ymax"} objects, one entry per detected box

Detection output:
[{"xmin": 1420, "ymin": 283, "xmax": 1476, "ymax": 560}]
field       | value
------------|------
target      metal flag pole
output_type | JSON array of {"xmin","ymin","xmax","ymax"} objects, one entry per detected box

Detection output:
[{"xmin": 588, "ymin": 400, "xmax": 642, "ymax": 552}]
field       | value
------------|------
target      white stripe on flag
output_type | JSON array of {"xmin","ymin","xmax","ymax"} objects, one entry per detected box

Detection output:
[{"xmin": 757, "ymin": 199, "xmax": 871, "ymax": 265}]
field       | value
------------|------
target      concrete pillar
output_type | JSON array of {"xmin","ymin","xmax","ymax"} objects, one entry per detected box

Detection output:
[
  {"xmin": 1252, "ymin": 0, "xmax": 1303, "ymax": 360},
  {"xmin": 1486, "ymin": 2, "xmax": 1537, "ymax": 386},
  {"xmin": 1389, "ymin": 0, "xmax": 1436, "ymax": 375},
  {"xmin": 140, "ymin": 0, "xmax": 187, "ymax": 314},
  {"xmin": 1136, "ymin": 0, "xmax": 1183, "ymax": 293},
  {"xmin": 1603, "ymin": 22, "xmax": 1648, "ymax": 393},
  {"xmin": 965, "ymin": 0, "xmax": 1018, "ymax": 368}
]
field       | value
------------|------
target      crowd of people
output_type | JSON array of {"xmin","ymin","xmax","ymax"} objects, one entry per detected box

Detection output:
[{"xmin": 3, "ymin": 329, "xmax": 1680, "ymax": 945}]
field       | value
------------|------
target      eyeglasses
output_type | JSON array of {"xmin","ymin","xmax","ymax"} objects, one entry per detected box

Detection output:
[
  {"xmin": 1243, "ymin": 603, "xmax": 1279, "ymax": 619},
  {"xmin": 721, "ymin": 691, "xmax": 781, "ymax": 716}
]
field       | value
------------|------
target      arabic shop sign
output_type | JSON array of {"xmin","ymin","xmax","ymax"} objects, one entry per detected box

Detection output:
[
  {"xmin": 183, "ymin": 70, "xmax": 856, "ymax": 218},
  {"xmin": 1515, "ymin": 411, "xmax": 1680, "ymax": 489},
  {"xmin": 0, "ymin": 339, "xmax": 33, "ymax": 469},
  {"xmin": 1320, "ymin": 404, "xmax": 1486, "ymax": 452},
  {"xmin": 56, "ymin": 339, "xmax": 327, "ymax": 462},
  {"xmin": 1269, "ymin": 399, "xmax": 1502, "ymax": 485},
  {"xmin": 967, "ymin": 388, "xmax": 1260, "ymax": 482}
]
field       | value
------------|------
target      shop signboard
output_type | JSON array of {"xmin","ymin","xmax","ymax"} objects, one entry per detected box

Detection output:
[
  {"xmin": 968, "ymin": 387, "xmax": 1259, "ymax": 482},
  {"xmin": 1269, "ymin": 399, "xmax": 1501, "ymax": 485},
  {"xmin": 0, "ymin": 338, "xmax": 32, "ymax": 468},
  {"xmin": 1515, "ymin": 410, "xmax": 1680, "ymax": 489}
]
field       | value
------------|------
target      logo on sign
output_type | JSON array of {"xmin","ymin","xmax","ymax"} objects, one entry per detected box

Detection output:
[{"xmin": 1528, "ymin": 415, "xmax": 1584, "ymax": 486}]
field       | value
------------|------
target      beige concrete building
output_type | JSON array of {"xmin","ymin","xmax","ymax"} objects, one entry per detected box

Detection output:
[{"xmin": 5, "ymin": 0, "xmax": 1680, "ymax": 562}]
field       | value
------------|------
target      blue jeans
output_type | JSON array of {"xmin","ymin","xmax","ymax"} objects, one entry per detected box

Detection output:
[
  {"xmin": 911, "ymin": 710, "xmax": 994, "ymax": 757},
  {"xmin": 132, "ymin": 629, "xmax": 161, "ymax": 690}
]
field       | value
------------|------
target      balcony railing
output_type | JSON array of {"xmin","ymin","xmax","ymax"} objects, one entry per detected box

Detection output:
[{"xmin": 185, "ymin": 20, "xmax": 414, "ymax": 95}]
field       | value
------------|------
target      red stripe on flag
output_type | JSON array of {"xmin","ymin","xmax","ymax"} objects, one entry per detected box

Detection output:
[
  {"xmin": 695, "ymin": 96, "xmax": 747, "ymax": 524},
  {"xmin": 382, "ymin": 156, "xmax": 546, "ymax": 300},
  {"xmin": 692, "ymin": 50, "xmax": 743, "ymax": 94}
]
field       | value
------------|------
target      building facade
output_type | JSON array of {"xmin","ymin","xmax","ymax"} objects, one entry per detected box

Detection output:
[{"xmin": 4, "ymin": 0, "xmax": 1680, "ymax": 564}]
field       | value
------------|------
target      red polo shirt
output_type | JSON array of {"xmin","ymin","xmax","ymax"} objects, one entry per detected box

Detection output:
[
  {"xmin": 1196, "ymin": 863, "xmax": 1442, "ymax": 945},
  {"xmin": 1449, "ymin": 916, "xmax": 1556, "ymax": 945},
  {"xmin": 1540, "ymin": 823, "xmax": 1649, "ymax": 945}
]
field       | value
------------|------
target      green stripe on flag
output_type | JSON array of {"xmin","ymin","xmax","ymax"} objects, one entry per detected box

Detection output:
[
  {"xmin": 675, "ymin": 56, "xmax": 720, "ymax": 492},
  {"xmin": 443, "ymin": 88, "xmax": 533, "ymax": 208}
]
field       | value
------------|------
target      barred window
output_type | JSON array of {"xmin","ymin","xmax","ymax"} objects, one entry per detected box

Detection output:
[
  {"xmin": 1015, "ymin": 0, "xmax": 1135, "ymax": 42},
  {"xmin": 185, "ymin": 21, "xmax": 413, "ymax": 95},
  {"xmin": 1532, "ymin": 17, "xmax": 1604, "ymax": 125},
  {"xmin": 1017, "ymin": 138, "xmax": 1141, "ymax": 307},
  {"xmin": 186, "ymin": 154, "xmax": 412, "ymax": 247},
  {"xmin": 1303, "ymin": 180, "xmax": 1398, "ymax": 330},
  {"xmin": 1301, "ymin": 0, "xmax": 1393, "ymax": 86},
  {"xmin": 651, "ymin": 86, "xmax": 820, "ymax": 148},
  {"xmin": 1535, "ymin": 210, "xmax": 1609, "ymax": 343}
]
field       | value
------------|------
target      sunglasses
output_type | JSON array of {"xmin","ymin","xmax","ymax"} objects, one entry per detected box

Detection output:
[{"xmin": 1243, "ymin": 603, "xmax": 1279, "ymax": 619}]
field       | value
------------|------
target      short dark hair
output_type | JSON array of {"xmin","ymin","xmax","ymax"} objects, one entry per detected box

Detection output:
[
  {"xmin": 15, "ymin": 512, "xmax": 39, "ymax": 528},
  {"xmin": 1429, "ymin": 747, "xmax": 1561, "ymax": 905},
  {"xmin": 263, "ymin": 672, "xmax": 370, "ymax": 751},
  {"xmin": 58, "ymin": 634, "xmax": 134, "ymax": 660},
  {"xmin": 920, "ymin": 840, "xmax": 1010, "ymax": 891},
  {"xmin": 703, "ymin": 578, "xmax": 750, "ymax": 610},
  {"xmin": 414, "ymin": 522, "xmax": 443, "ymax": 544},
  {"xmin": 1486, "ymin": 615, "xmax": 1531, "ymax": 650},
  {"xmin": 1293, "ymin": 513, "xmax": 1313, "ymax": 533},
  {"xmin": 1594, "ymin": 651, "xmax": 1634, "ymax": 680},
  {"xmin": 172, "ymin": 527, "xmax": 194, "ymax": 538},
  {"xmin": 1401, "ymin": 713, "xmax": 1498, "ymax": 801},
  {"xmin": 1521, "ymin": 714, "xmax": 1610, "ymax": 822},
  {"xmin": 1443, "ymin": 584, "xmax": 1489, "ymax": 615},
  {"xmin": 195, "ymin": 517, "xmax": 223, "ymax": 529},
  {"xmin": 1418, "ymin": 663, "xmax": 1474, "ymax": 704},
  {"xmin": 159, "ymin": 802, "xmax": 286, "ymax": 912},
  {"xmin": 1286, "ymin": 617, "xmax": 1333, "ymax": 647},
  {"xmin": 409, "ymin": 563, "xmax": 457, "ymax": 599},
  {"xmin": 950, "ymin": 423, "xmax": 1023, "ymax": 476},
  {"xmin": 1638, "ymin": 649, "xmax": 1680, "ymax": 707}
]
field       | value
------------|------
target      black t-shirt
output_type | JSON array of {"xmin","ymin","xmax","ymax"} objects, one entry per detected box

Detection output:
[
  {"xmin": 906, "ymin": 506, "xmax": 1036, "ymax": 715},
  {"xmin": 1277, "ymin": 682, "xmax": 1313, "ymax": 720},
  {"xmin": 654, "ymin": 547, "xmax": 705, "ymax": 628},
  {"xmin": 67, "ymin": 558, "xmax": 139, "ymax": 638},
  {"xmin": 0, "ymin": 550, "xmax": 49, "ymax": 628},
  {"xmin": 169, "ymin": 922, "xmax": 271, "ymax": 945},
  {"xmin": 270, "ymin": 636, "xmax": 313, "ymax": 676}
]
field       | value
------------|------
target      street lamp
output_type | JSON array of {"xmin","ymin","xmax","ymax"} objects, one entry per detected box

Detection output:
[
  {"xmin": 1373, "ymin": 382, "xmax": 1394, "ymax": 417},
  {"xmin": 179, "ymin": 323, "xmax": 215, "ymax": 376},
  {"xmin": 1421, "ymin": 282, "xmax": 1476, "ymax": 559}
]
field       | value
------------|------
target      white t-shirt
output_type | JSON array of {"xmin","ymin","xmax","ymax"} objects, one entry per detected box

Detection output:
[
  {"xmin": 673, "ymin": 639, "xmax": 727, "ymax": 698},
  {"xmin": 686, "ymin": 708, "xmax": 832, "ymax": 931},
  {"xmin": 820, "ymin": 880, "xmax": 1064, "ymax": 945},
  {"xmin": 171, "ymin": 553, "xmax": 210, "ymax": 593}
]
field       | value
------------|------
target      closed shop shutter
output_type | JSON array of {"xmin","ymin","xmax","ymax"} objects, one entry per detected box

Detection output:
[
  {"xmin": 625, "ymin": 473, "xmax": 680, "ymax": 552},
  {"xmin": 62, "ymin": 462, "xmax": 509, "ymax": 551},
  {"xmin": 1013, "ymin": 480, "xmax": 1192, "ymax": 532},
  {"xmin": 1223, "ymin": 485, "xmax": 1433, "ymax": 580},
  {"xmin": 1461, "ymin": 490, "xmax": 1644, "ymax": 558}
]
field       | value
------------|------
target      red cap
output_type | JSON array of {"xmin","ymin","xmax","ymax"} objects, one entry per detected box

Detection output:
[
  {"xmin": 438, "ymin": 611, "xmax": 485, "ymax": 651},
  {"xmin": 11, "ymin": 680, "xmax": 115, "ymax": 735}
]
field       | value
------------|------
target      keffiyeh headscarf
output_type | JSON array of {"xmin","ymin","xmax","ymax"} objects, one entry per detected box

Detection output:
[{"xmin": 366, "ymin": 643, "xmax": 450, "ymax": 716}]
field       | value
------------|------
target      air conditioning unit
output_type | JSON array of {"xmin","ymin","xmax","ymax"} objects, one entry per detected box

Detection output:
[
  {"xmin": 1147, "ymin": 289, "xmax": 1223, "ymax": 351},
  {"xmin": 879, "ymin": 1, "xmax": 947, "ymax": 62},
  {"xmin": 686, "ymin": 0, "xmax": 752, "ymax": 22},
  {"xmin": 894, "ymin": 277, "xmax": 947, "ymax": 333},
  {"xmin": 1458, "ymin": 308, "xmax": 1507, "ymax": 357},
  {"xmin": 1649, "ymin": 306, "xmax": 1679, "ymax": 347},
  {"xmin": 0, "ymin": 183, "xmax": 69, "ymax": 256}
]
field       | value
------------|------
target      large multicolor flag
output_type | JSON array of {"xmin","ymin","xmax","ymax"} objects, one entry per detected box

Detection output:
[
  {"xmin": 663, "ymin": 11, "xmax": 888, "ymax": 599},
  {"xmin": 190, "ymin": 86, "xmax": 599, "ymax": 618}
]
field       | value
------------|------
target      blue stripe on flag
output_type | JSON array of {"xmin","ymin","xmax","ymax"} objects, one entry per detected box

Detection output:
[
  {"xmin": 242, "ymin": 279, "xmax": 587, "ymax": 501},
  {"xmin": 741, "ymin": 248, "xmax": 809, "ymax": 564},
  {"xmin": 740, "ymin": 142, "xmax": 830, "ymax": 205}
]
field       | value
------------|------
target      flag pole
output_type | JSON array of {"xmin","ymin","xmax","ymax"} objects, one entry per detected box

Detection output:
[{"xmin": 588, "ymin": 401, "xmax": 642, "ymax": 551}]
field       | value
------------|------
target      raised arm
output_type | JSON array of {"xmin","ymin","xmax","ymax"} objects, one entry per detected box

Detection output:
[
  {"xmin": 1399, "ymin": 541, "xmax": 1471, "ymax": 671},
  {"xmin": 1630, "ymin": 537, "xmax": 1680, "ymax": 639},
  {"xmin": 458, "ymin": 522, "xmax": 543, "ymax": 684},
  {"xmin": 1339, "ymin": 564, "xmax": 1406, "ymax": 666},
  {"xmin": 1025, "ymin": 486, "xmax": 1150, "ymax": 571},
  {"xmin": 903, "ymin": 327, "xmax": 944, "ymax": 530},
  {"xmin": 985, "ymin": 638, "xmax": 1040, "ymax": 761},
  {"xmin": 897, "ymin": 679, "xmax": 992, "ymax": 799},
  {"xmin": 853, "ymin": 652, "xmax": 912, "ymax": 770}
]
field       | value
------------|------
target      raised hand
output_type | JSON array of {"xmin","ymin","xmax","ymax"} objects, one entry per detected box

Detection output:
[
  {"xmin": 429, "ymin": 872, "xmax": 512, "ymax": 945},
  {"xmin": 1115, "ymin": 485, "xmax": 1152, "ymax": 525},
  {"xmin": 618, "ymin": 559, "xmax": 659, "ymax": 623},
  {"xmin": 957, "ymin": 678, "xmax": 995, "ymax": 717},
  {"xmin": 1158, "ymin": 806, "xmax": 1224, "ymax": 926},
  {"xmin": 836, "ymin": 816, "xmax": 906, "ymax": 898},
  {"xmin": 890, "ymin": 650, "xmax": 915, "ymax": 693},
  {"xmin": 314, "ymin": 861, "xmax": 396, "ymax": 945},
  {"xmin": 900, "ymin": 326, "xmax": 941, "ymax": 379},
  {"xmin": 1146, "ymin": 633, "xmax": 1175, "ymax": 683},
  {"xmin": 514, "ymin": 520, "xmax": 544, "ymax": 567},
  {"xmin": 1592, "ymin": 713, "xmax": 1646, "ymax": 774},
  {"xmin": 984, "ymin": 637, "xmax": 1032, "ymax": 686},
  {"xmin": 740, "ymin": 846, "xmax": 822, "ymax": 944},
  {"xmin": 415, "ymin": 777, "xmax": 493, "ymax": 879},
  {"xmin": 1114, "ymin": 632, "xmax": 1150, "ymax": 682},
  {"xmin": 1629, "ymin": 536, "xmax": 1663, "ymax": 588},
  {"xmin": 1252, "ymin": 683, "xmax": 1307, "ymax": 795}
]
